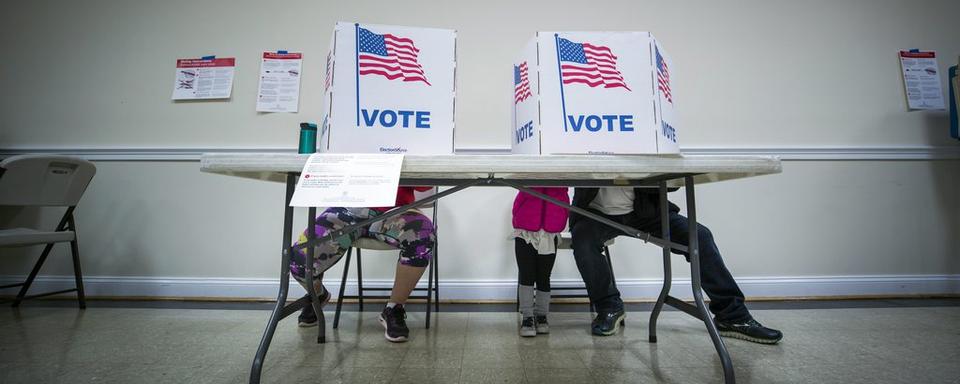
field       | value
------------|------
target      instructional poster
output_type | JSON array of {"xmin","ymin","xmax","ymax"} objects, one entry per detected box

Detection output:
[
  {"xmin": 172, "ymin": 58, "xmax": 236, "ymax": 100},
  {"xmin": 290, "ymin": 153, "xmax": 403, "ymax": 208},
  {"xmin": 899, "ymin": 50, "xmax": 945, "ymax": 110},
  {"xmin": 256, "ymin": 52, "xmax": 303, "ymax": 112}
]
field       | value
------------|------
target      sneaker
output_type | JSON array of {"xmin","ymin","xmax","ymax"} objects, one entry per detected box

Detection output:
[
  {"xmin": 591, "ymin": 310, "xmax": 626, "ymax": 336},
  {"xmin": 297, "ymin": 288, "xmax": 331, "ymax": 328},
  {"xmin": 534, "ymin": 315, "xmax": 550, "ymax": 334},
  {"xmin": 378, "ymin": 305, "xmax": 410, "ymax": 343},
  {"xmin": 715, "ymin": 318, "xmax": 783, "ymax": 344},
  {"xmin": 519, "ymin": 317, "xmax": 537, "ymax": 337}
]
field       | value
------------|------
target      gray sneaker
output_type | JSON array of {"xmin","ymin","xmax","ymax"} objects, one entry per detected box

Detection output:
[
  {"xmin": 519, "ymin": 317, "xmax": 537, "ymax": 337},
  {"xmin": 535, "ymin": 315, "xmax": 550, "ymax": 334}
]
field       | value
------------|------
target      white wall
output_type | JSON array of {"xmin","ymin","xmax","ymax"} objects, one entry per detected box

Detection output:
[{"xmin": 2, "ymin": 0, "xmax": 959, "ymax": 300}]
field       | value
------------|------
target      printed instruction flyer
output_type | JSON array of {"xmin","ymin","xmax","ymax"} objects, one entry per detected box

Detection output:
[
  {"xmin": 290, "ymin": 154, "xmax": 404, "ymax": 208},
  {"xmin": 899, "ymin": 50, "xmax": 945, "ymax": 110},
  {"xmin": 172, "ymin": 57, "xmax": 236, "ymax": 100},
  {"xmin": 256, "ymin": 52, "xmax": 303, "ymax": 112}
]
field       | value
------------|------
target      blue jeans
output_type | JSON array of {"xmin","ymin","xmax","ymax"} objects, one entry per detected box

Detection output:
[{"xmin": 570, "ymin": 210, "xmax": 751, "ymax": 322}]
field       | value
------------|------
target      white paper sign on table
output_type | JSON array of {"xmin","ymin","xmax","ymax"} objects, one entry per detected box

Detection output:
[
  {"xmin": 899, "ymin": 50, "xmax": 945, "ymax": 110},
  {"xmin": 172, "ymin": 57, "xmax": 236, "ymax": 100},
  {"xmin": 290, "ymin": 154, "xmax": 404, "ymax": 208},
  {"xmin": 256, "ymin": 52, "xmax": 303, "ymax": 112}
]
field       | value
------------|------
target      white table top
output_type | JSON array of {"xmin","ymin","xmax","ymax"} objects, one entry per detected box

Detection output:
[{"xmin": 200, "ymin": 153, "xmax": 781, "ymax": 187}]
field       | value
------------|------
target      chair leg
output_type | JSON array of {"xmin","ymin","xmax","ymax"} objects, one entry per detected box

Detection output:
[
  {"xmin": 433, "ymin": 252, "xmax": 440, "ymax": 313},
  {"xmin": 425, "ymin": 257, "xmax": 434, "ymax": 329},
  {"xmin": 68, "ymin": 215, "xmax": 86, "ymax": 309},
  {"xmin": 70, "ymin": 239, "xmax": 86, "ymax": 309},
  {"xmin": 12, "ymin": 242, "xmax": 56, "ymax": 307},
  {"xmin": 356, "ymin": 248, "xmax": 364, "ymax": 312},
  {"xmin": 431, "ymin": 203, "xmax": 440, "ymax": 313},
  {"xmin": 334, "ymin": 248, "xmax": 353, "ymax": 329}
]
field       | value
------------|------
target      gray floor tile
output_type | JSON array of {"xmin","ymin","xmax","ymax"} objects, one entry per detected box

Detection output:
[
  {"xmin": 461, "ymin": 347, "xmax": 524, "ymax": 368},
  {"xmin": 0, "ymin": 305, "xmax": 958, "ymax": 383},
  {"xmin": 523, "ymin": 368, "xmax": 591, "ymax": 384},
  {"xmin": 519, "ymin": 349, "xmax": 586, "ymax": 368},
  {"xmin": 401, "ymin": 347, "xmax": 465, "ymax": 368},
  {"xmin": 393, "ymin": 367, "xmax": 462, "ymax": 384},
  {"xmin": 459, "ymin": 367, "xmax": 526, "ymax": 384}
]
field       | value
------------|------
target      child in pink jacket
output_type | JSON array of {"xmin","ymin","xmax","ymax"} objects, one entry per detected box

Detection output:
[{"xmin": 512, "ymin": 187, "xmax": 569, "ymax": 337}]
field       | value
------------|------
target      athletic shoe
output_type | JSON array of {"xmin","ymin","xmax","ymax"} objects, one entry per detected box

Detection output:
[
  {"xmin": 378, "ymin": 305, "xmax": 410, "ymax": 343},
  {"xmin": 519, "ymin": 317, "xmax": 537, "ymax": 337},
  {"xmin": 534, "ymin": 315, "xmax": 550, "ymax": 334},
  {"xmin": 591, "ymin": 310, "xmax": 626, "ymax": 336},
  {"xmin": 716, "ymin": 318, "xmax": 783, "ymax": 344}
]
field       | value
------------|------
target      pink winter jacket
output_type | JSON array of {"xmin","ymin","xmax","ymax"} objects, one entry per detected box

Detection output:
[{"xmin": 512, "ymin": 187, "xmax": 570, "ymax": 233}]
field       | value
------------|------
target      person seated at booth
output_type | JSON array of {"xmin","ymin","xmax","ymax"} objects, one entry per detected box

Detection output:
[
  {"xmin": 570, "ymin": 187, "xmax": 783, "ymax": 344},
  {"xmin": 291, "ymin": 186, "xmax": 435, "ymax": 343}
]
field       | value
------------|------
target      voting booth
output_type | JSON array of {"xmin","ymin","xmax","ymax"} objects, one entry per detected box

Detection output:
[
  {"xmin": 320, "ymin": 22, "xmax": 456, "ymax": 154},
  {"xmin": 511, "ymin": 31, "xmax": 679, "ymax": 155}
]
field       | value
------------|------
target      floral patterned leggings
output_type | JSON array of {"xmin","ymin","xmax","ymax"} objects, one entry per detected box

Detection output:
[{"xmin": 290, "ymin": 207, "xmax": 435, "ymax": 286}]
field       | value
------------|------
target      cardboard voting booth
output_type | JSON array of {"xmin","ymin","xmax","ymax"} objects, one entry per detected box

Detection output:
[
  {"xmin": 512, "ymin": 32, "xmax": 679, "ymax": 155},
  {"xmin": 320, "ymin": 22, "xmax": 456, "ymax": 154}
]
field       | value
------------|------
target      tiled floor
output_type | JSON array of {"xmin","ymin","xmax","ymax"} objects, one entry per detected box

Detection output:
[{"xmin": 1, "ymin": 304, "xmax": 958, "ymax": 383}]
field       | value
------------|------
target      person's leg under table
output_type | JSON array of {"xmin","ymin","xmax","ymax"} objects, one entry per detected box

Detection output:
[
  {"xmin": 389, "ymin": 264, "xmax": 428, "ymax": 304},
  {"xmin": 291, "ymin": 208, "xmax": 361, "ymax": 328},
  {"xmin": 657, "ymin": 214, "xmax": 750, "ymax": 321},
  {"xmin": 570, "ymin": 212, "xmax": 626, "ymax": 335},
  {"xmin": 533, "ymin": 248, "xmax": 556, "ymax": 335},
  {"xmin": 371, "ymin": 209, "xmax": 435, "ymax": 342},
  {"xmin": 571, "ymin": 215, "xmax": 623, "ymax": 312},
  {"xmin": 654, "ymin": 211, "xmax": 783, "ymax": 345},
  {"xmin": 516, "ymin": 239, "xmax": 538, "ymax": 318}
]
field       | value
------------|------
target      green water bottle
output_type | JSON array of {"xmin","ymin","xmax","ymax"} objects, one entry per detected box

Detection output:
[{"xmin": 298, "ymin": 122, "xmax": 317, "ymax": 154}]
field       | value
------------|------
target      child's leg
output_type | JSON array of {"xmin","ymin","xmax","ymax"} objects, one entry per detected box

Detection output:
[
  {"xmin": 289, "ymin": 207, "xmax": 360, "ymax": 292},
  {"xmin": 368, "ymin": 210, "xmax": 435, "ymax": 305},
  {"xmin": 515, "ymin": 238, "xmax": 538, "ymax": 318},
  {"xmin": 534, "ymin": 252, "xmax": 557, "ymax": 317}
]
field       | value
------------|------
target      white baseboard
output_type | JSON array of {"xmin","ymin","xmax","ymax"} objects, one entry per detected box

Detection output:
[{"xmin": 1, "ymin": 274, "xmax": 957, "ymax": 301}]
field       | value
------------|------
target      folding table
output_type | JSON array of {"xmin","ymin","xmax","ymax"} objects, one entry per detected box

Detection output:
[{"xmin": 200, "ymin": 153, "xmax": 782, "ymax": 384}]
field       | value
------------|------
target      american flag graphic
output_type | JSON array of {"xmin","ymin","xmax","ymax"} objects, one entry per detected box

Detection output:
[
  {"xmin": 655, "ymin": 46, "xmax": 672, "ymax": 103},
  {"xmin": 357, "ymin": 27, "xmax": 430, "ymax": 85},
  {"xmin": 557, "ymin": 37, "xmax": 630, "ymax": 91},
  {"xmin": 514, "ymin": 62, "xmax": 532, "ymax": 103}
]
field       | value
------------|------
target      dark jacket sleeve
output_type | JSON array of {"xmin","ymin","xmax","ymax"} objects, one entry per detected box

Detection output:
[
  {"xmin": 632, "ymin": 188, "xmax": 681, "ymax": 225},
  {"xmin": 570, "ymin": 187, "xmax": 681, "ymax": 229},
  {"xmin": 568, "ymin": 188, "xmax": 599, "ymax": 229}
]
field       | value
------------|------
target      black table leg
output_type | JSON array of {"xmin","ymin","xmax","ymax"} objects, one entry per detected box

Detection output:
[
  {"xmin": 249, "ymin": 174, "xmax": 297, "ymax": 384},
  {"xmin": 333, "ymin": 248, "xmax": 352, "ymax": 329},
  {"xmin": 685, "ymin": 176, "xmax": 735, "ymax": 384},
  {"xmin": 649, "ymin": 181, "xmax": 672, "ymax": 343}
]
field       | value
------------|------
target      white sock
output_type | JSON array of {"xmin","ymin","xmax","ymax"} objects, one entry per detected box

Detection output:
[{"xmin": 386, "ymin": 302, "xmax": 398, "ymax": 308}]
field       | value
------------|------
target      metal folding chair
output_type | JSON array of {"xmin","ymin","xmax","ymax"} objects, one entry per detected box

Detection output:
[
  {"xmin": 332, "ymin": 197, "xmax": 440, "ymax": 329},
  {"xmin": 0, "ymin": 155, "xmax": 96, "ymax": 308}
]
